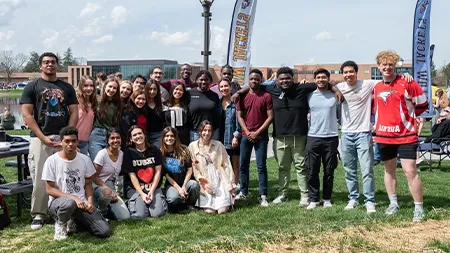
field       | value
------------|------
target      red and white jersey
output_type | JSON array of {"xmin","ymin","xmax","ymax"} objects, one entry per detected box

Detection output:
[{"xmin": 373, "ymin": 76, "xmax": 428, "ymax": 144}]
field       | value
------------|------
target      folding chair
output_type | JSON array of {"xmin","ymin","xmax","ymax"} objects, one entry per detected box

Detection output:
[{"xmin": 417, "ymin": 138, "xmax": 450, "ymax": 171}]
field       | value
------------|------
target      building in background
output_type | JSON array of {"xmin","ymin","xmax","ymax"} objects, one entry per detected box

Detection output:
[
  {"xmin": 86, "ymin": 59, "xmax": 179, "ymax": 81},
  {"xmin": 68, "ymin": 65, "xmax": 92, "ymax": 86}
]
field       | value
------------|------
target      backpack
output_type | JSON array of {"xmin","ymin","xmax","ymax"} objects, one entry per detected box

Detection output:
[{"xmin": 0, "ymin": 193, "xmax": 11, "ymax": 230}]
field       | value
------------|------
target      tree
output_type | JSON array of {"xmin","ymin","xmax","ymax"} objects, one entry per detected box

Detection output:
[
  {"xmin": 443, "ymin": 62, "xmax": 450, "ymax": 87},
  {"xmin": 431, "ymin": 61, "xmax": 437, "ymax": 79},
  {"xmin": 22, "ymin": 51, "xmax": 40, "ymax": 72},
  {"xmin": 0, "ymin": 50, "xmax": 28, "ymax": 83},
  {"xmin": 56, "ymin": 52, "xmax": 65, "ymax": 72}
]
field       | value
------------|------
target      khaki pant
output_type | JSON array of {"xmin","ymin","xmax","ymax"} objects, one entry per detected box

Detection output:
[
  {"xmin": 273, "ymin": 136, "xmax": 307, "ymax": 199},
  {"xmin": 29, "ymin": 137, "xmax": 61, "ymax": 219}
]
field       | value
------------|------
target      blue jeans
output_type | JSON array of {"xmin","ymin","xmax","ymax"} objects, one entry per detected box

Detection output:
[
  {"xmin": 88, "ymin": 128, "xmax": 107, "ymax": 162},
  {"xmin": 190, "ymin": 130, "xmax": 200, "ymax": 142},
  {"xmin": 239, "ymin": 135, "xmax": 269, "ymax": 196},
  {"xmin": 93, "ymin": 181, "xmax": 130, "ymax": 221},
  {"xmin": 341, "ymin": 132, "xmax": 375, "ymax": 203},
  {"xmin": 373, "ymin": 142, "xmax": 381, "ymax": 162},
  {"xmin": 78, "ymin": 140, "xmax": 89, "ymax": 156},
  {"xmin": 148, "ymin": 131, "xmax": 162, "ymax": 148}
]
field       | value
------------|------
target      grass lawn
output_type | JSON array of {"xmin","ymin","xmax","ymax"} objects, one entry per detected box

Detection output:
[
  {"xmin": 1, "ymin": 154, "xmax": 450, "ymax": 252},
  {"xmin": 0, "ymin": 89, "xmax": 23, "ymax": 98}
]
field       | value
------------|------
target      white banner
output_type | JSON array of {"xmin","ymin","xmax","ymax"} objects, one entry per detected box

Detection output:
[{"xmin": 227, "ymin": 0, "xmax": 258, "ymax": 86}]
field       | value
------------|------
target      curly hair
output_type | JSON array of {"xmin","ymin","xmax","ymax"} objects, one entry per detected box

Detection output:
[{"xmin": 376, "ymin": 50, "xmax": 400, "ymax": 65}]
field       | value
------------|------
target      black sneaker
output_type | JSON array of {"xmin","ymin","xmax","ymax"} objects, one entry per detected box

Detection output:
[
  {"xmin": 31, "ymin": 219, "xmax": 44, "ymax": 230},
  {"xmin": 0, "ymin": 174, "xmax": 6, "ymax": 184}
]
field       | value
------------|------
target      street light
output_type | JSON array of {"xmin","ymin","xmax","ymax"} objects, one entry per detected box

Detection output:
[
  {"xmin": 199, "ymin": 0, "xmax": 214, "ymax": 71},
  {"xmin": 397, "ymin": 57, "xmax": 404, "ymax": 74}
]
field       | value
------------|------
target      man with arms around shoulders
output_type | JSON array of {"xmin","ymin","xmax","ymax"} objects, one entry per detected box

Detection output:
[
  {"xmin": 209, "ymin": 65, "xmax": 241, "ymax": 98},
  {"xmin": 160, "ymin": 63, "xmax": 197, "ymax": 92},
  {"xmin": 42, "ymin": 126, "xmax": 110, "ymax": 240},
  {"xmin": 373, "ymin": 50, "xmax": 427, "ymax": 221},
  {"xmin": 305, "ymin": 68, "xmax": 340, "ymax": 210},
  {"xmin": 235, "ymin": 69, "xmax": 273, "ymax": 206},
  {"xmin": 20, "ymin": 52, "xmax": 78, "ymax": 230}
]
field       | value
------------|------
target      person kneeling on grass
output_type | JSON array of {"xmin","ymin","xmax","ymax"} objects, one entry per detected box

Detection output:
[
  {"xmin": 161, "ymin": 127, "xmax": 200, "ymax": 212},
  {"xmin": 188, "ymin": 120, "xmax": 236, "ymax": 214},
  {"xmin": 122, "ymin": 125, "xmax": 167, "ymax": 219},
  {"xmin": 91, "ymin": 128, "xmax": 130, "ymax": 220},
  {"xmin": 42, "ymin": 126, "xmax": 110, "ymax": 240}
]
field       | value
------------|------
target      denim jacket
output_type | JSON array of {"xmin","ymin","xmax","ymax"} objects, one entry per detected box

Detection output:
[{"xmin": 220, "ymin": 99, "xmax": 241, "ymax": 149}]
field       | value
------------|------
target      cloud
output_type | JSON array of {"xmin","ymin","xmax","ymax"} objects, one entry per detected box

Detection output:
[
  {"xmin": 211, "ymin": 25, "xmax": 226, "ymax": 52},
  {"xmin": 82, "ymin": 17, "xmax": 106, "ymax": 37},
  {"xmin": 92, "ymin": 34, "xmax": 113, "ymax": 45},
  {"xmin": 0, "ymin": 0, "xmax": 25, "ymax": 26},
  {"xmin": 345, "ymin": 32, "xmax": 354, "ymax": 40},
  {"xmin": 314, "ymin": 31, "xmax": 332, "ymax": 41},
  {"xmin": 110, "ymin": 6, "xmax": 130, "ymax": 26},
  {"xmin": 149, "ymin": 31, "xmax": 192, "ymax": 46},
  {"xmin": 2, "ymin": 43, "xmax": 16, "ymax": 50},
  {"xmin": 0, "ymin": 30, "xmax": 14, "ymax": 40},
  {"xmin": 78, "ymin": 2, "xmax": 101, "ymax": 18},
  {"xmin": 41, "ymin": 29, "xmax": 59, "ymax": 49}
]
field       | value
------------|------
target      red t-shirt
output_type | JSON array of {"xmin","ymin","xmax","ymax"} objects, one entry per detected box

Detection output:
[
  {"xmin": 373, "ymin": 76, "xmax": 428, "ymax": 144},
  {"xmin": 137, "ymin": 114, "xmax": 147, "ymax": 133},
  {"xmin": 236, "ymin": 91, "xmax": 273, "ymax": 136}
]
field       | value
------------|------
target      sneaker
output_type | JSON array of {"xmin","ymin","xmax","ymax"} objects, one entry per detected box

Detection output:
[
  {"xmin": 323, "ymin": 200, "xmax": 332, "ymax": 208},
  {"xmin": 235, "ymin": 192, "xmax": 251, "ymax": 200},
  {"xmin": 413, "ymin": 209, "xmax": 425, "ymax": 222},
  {"xmin": 54, "ymin": 222, "xmax": 68, "ymax": 240},
  {"xmin": 31, "ymin": 218, "xmax": 44, "ymax": 230},
  {"xmin": 306, "ymin": 201, "xmax": 319, "ymax": 210},
  {"xmin": 299, "ymin": 198, "xmax": 309, "ymax": 207},
  {"xmin": 260, "ymin": 195, "xmax": 269, "ymax": 207},
  {"xmin": 385, "ymin": 204, "xmax": 399, "ymax": 215},
  {"xmin": 272, "ymin": 195, "xmax": 288, "ymax": 204},
  {"xmin": 344, "ymin": 199, "xmax": 358, "ymax": 210},
  {"xmin": 366, "ymin": 202, "xmax": 376, "ymax": 214},
  {"xmin": 67, "ymin": 218, "xmax": 77, "ymax": 234}
]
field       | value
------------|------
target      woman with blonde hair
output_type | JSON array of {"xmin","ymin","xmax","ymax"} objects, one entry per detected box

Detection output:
[
  {"xmin": 76, "ymin": 75, "xmax": 98, "ymax": 155},
  {"xmin": 188, "ymin": 120, "xmax": 236, "ymax": 214},
  {"xmin": 119, "ymin": 80, "xmax": 133, "ymax": 107}
]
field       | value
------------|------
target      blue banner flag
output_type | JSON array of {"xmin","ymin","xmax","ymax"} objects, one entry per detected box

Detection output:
[{"xmin": 412, "ymin": 0, "xmax": 433, "ymax": 117}]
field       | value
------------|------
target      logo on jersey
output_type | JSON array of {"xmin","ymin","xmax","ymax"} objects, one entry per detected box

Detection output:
[{"xmin": 377, "ymin": 90, "xmax": 397, "ymax": 104}]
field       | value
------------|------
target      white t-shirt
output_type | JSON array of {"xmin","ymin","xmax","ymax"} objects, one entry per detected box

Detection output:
[
  {"xmin": 93, "ymin": 148, "xmax": 123, "ymax": 183},
  {"xmin": 336, "ymin": 80, "xmax": 376, "ymax": 132},
  {"xmin": 42, "ymin": 152, "xmax": 96, "ymax": 206}
]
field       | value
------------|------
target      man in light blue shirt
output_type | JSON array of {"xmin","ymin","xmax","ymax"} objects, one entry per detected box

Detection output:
[{"xmin": 305, "ymin": 68, "xmax": 339, "ymax": 210}]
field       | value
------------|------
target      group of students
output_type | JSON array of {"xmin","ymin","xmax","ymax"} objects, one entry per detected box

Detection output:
[{"xmin": 19, "ymin": 50, "xmax": 429, "ymax": 240}]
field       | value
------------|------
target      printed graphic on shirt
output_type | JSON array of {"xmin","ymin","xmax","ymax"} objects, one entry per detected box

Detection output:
[
  {"xmin": 137, "ymin": 167, "xmax": 155, "ymax": 191},
  {"xmin": 41, "ymin": 88, "xmax": 66, "ymax": 118},
  {"xmin": 64, "ymin": 168, "xmax": 81, "ymax": 194},
  {"xmin": 377, "ymin": 90, "xmax": 397, "ymax": 104},
  {"xmin": 164, "ymin": 157, "xmax": 182, "ymax": 173}
]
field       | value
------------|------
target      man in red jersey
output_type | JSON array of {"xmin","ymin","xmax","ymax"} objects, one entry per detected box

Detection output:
[{"xmin": 373, "ymin": 50, "xmax": 428, "ymax": 222}]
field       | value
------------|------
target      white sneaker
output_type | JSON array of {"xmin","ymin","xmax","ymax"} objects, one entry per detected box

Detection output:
[
  {"xmin": 67, "ymin": 218, "xmax": 77, "ymax": 234},
  {"xmin": 366, "ymin": 202, "xmax": 376, "ymax": 213},
  {"xmin": 299, "ymin": 198, "xmax": 309, "ymax": 207},
  {"xmin": 260, "ymin": 195, "xmax": 269, "ymax": 207},
  {"xmin": 306, "ymin": 202, "xmax": 319, "ymax": 210},
  {"xmin": 344, "ymin": 199, "xmax": 358, "ymax": 210},
  {"xmin": 235, "ymin": 192, "xmax": 251, "ymax": 200},
  {"xmin": 323, "ymin": 200, "xmax": 332, "ymax": 208},
  {"xmin": 54, "ymin": 221, "xmax": 68, "ymax": 240},
  {"xmin": 272, "ymin": 195, "xmax": 288, "ymax": 204}
]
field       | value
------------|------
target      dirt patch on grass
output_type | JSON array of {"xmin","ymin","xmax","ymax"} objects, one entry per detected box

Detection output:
[{"xmin": 236, "ymin": 220, "xmax": 450, "ymax": 253}]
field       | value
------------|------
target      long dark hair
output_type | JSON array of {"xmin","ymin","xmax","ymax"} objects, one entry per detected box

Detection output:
[
  {"xmin": 98, "ymin": 76, "xmax": 121, "ymax": 126},
  {"xmin": 160, "ymin": 127, "xmax": 190, "ymax": 169},
  {"xmin": 106, "ymin": 128, "xmax": 121, "ymax": 148},
  {"xmin": 145, "ymin": 79, "xmax": 163, "ymax": 115},
  {"xmin": 126, "ymin": 125, "xmax": 151, "ymax": 148},
  {"xmin": 168, "ymin": 81, "xmax": 189, "ymax": 109}
]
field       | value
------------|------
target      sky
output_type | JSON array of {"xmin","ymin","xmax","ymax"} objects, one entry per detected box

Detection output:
[{"xmin": 0, "ymin": 0, "xmax": 448, "ymax": 68}]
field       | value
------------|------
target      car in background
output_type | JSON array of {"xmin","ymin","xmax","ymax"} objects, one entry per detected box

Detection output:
[{"xmin": 16, "ymin": 81, "xmax": 29, "ymax": 89}]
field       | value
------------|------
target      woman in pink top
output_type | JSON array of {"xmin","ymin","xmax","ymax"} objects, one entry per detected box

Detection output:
[{"xmin": 76, "ymin": 75, "xmax": 98, "ymax": 155}]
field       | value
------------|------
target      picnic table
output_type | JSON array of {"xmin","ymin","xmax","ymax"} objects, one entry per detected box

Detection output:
[{"xmin": 0, "ymin": 144, "xmax": 31, "ymax": 216}]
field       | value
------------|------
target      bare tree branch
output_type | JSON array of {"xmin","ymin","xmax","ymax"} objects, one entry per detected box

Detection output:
[{"xmin": 0, "ymin": 50, "xmax": 28, "ymax": 83}]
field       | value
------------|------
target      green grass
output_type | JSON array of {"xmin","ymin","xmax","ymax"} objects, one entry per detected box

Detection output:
[
  {"xmin": 1, "ymin": 155, "xmax": 450, "ymax": 252},
  {"xmin": 0, "ymin": 89, "xmax": 23, "ymax": 98},
  {"xmin": 6, "ymin": 129, "xmax": 30, "ymax": 136}
]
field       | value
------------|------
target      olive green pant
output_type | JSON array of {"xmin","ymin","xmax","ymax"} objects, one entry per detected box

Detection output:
[{"xmin": 273, "ymin": 136, "xmax": 308, "ymax": 199}]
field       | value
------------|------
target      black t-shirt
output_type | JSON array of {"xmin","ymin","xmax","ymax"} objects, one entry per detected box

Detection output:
[
  {"xmin": 122, "ymin": 146, "xmax": 163, "ymax": 193},
  {"xmin": 163, "ymin": 151, "xmax": 192, "ymax": 187},
  {"xmin": 147, "ymin": 107, "xmax": 165, "ymax": 133},
  {"xmin": 263, "ymin": 83, "xmax": 317, "ymax": 137},
  {"xmin": 188, "ymin": 89, "xmax": 220, "ymax": 137},
  {"xmin": 19, "ymin": 78, "xmax": 78, "ymax": 137}
]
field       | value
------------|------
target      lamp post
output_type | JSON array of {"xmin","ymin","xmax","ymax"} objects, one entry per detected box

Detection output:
[
  {"xmin": 397, "ymin": 57, "xmax": 404, "ymax": 74},
  {"xmin": 199, "ymin": 0, "xmax": 214, "ymax": 71}
]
